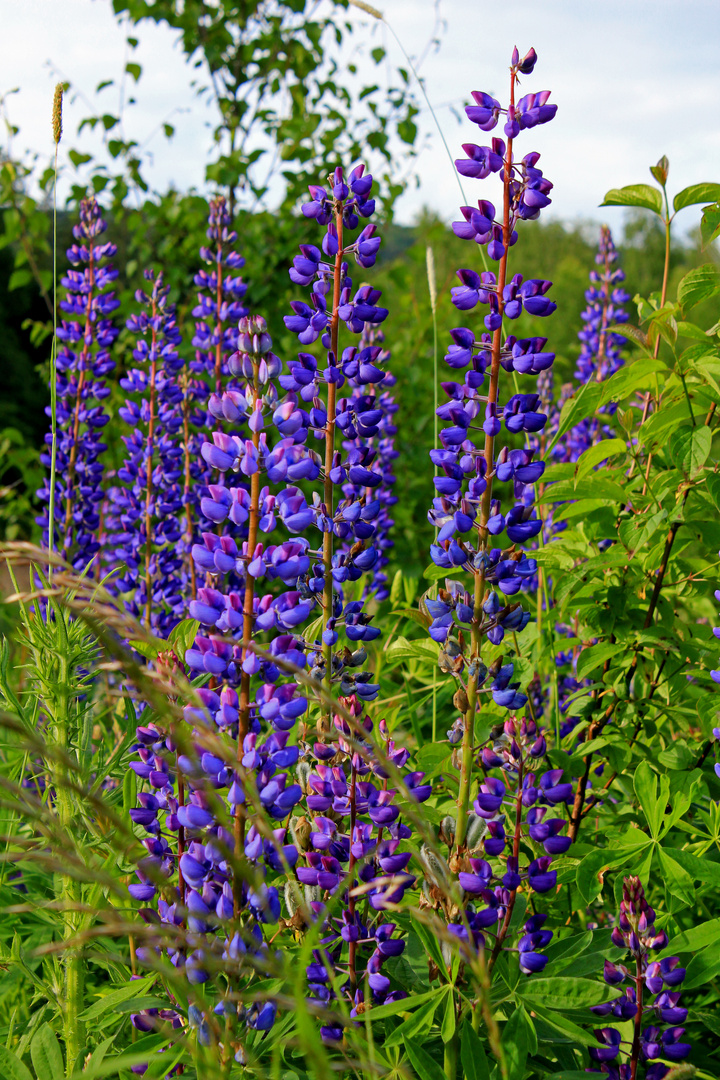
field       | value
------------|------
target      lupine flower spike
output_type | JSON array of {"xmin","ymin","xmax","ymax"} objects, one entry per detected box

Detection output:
[
  {"xmin": 37, "ymin": 198, "xmax": 118, "ymax": 570},
  {"xmin": 589, "ymin": 877, "xmax": 691, "ymax": 1079}
]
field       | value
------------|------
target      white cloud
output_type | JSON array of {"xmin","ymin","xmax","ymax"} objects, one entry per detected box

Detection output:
[{"xmin": 1, "ymin": 0, "xmax": 718, "ymax": 235}]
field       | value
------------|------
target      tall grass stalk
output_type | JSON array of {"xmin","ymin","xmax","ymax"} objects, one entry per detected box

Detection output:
[
  {"xmin": 426, "ymin": 245, "xmax": 439, "ymax": 743},
  {"xmin": 48, "ymin": 84, "xmax": 62, "ymax": 582}
]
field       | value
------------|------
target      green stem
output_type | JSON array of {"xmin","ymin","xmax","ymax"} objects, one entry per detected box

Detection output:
[
  {"xmin": 48, "ymin": 142, "xmax": 58, "ymax": 578},
  {"xmin": 443, "ymin": 1027, "xmax": 458, "ymax": 1080}
]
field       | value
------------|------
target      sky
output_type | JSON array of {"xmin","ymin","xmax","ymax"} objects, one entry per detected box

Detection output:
[{"xmin": 1, "ymin": 0, "xmax": 719, "ymax": 236}]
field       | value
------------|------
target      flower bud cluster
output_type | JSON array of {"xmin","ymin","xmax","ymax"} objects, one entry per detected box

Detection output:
[
  {"xmin": 589, "ymin": 876, "xmax": 691, "ymax": 1078},
  {"xmin": 37, "ymin": 198, "xmax": 118, "ymax": 570}
]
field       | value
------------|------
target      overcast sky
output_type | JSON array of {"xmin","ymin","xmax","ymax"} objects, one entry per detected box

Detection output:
[{"xmin": 1, "ymin": 0, "xmax": 719, "ymax": 235}]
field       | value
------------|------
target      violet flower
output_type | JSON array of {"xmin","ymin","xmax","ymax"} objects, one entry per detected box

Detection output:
[
  {"xmin": 588, "ymin": 876, "xmax": 691, "ymax": 1079},
  {"xmin": 110, "ymin": 270, "xmax": 188, "ymax": 635},
  {"xmin": 297, "ymin": 697, "xmax": 429, "ymax": 1041},
  {"xmin": 37, "ymin": 197, "xmax": 118, "ymax": 570},
  {"xmin": 428, "ymin": 49, "xmax": 557, "ymax": 858},
  {"xmin": 445, "ymin": 713, "xmax": 572, "ymax": 975}
]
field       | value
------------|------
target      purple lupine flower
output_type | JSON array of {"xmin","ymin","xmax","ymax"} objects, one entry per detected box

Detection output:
[
  {"xmin": 107, "ymin": 271, "xmax": 188, "ymax": 635},
  {"xmin": 588, "ymin": 876, "xmax": 691, "ymax": 1078},
  {"xmin": 37, "ymin": 197, "xmax": 118, "ymax": 570},
  {"xmin": 430, "ymin": 50, "xmax": 558, "ymax": 773},
  {"xmin": 337, "ymin": 323, "xmax": 398, "ymax": 600}
]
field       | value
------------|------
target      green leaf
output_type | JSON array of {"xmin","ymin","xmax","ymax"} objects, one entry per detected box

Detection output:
[
  {"xmin": 574, "ymin": 438, "xmax": 628, "ymax": 479},
  {"xmin": 546, "ymin": 380, "xmax": 603, "ymax": 455},
  {"xmin": 30, "ymin": 1025, "xmax": 64, "ymax": 1080},
  {"xmin": 701, "ymin": 203, "xmax": 720, "ymax": 247},
  {"xmin": 364, "ymin": 988, "xmax": 439, "ymax": 1021},
  {"xmin": 502, "ymin": 1006, "xmax": 530, "ymax": 1080},
  {"xmin": 660, "ymin": 917, "xmax": 720, "ymax": 958},
  {"xmin": 576, "ymin": 643, "xmax": 624, "ymax": 681},
  {"xmin": 677, "ymin": 263, "xmax": 720, "ymax": 311},
  {"xmin": 385, "ymin": 993, "xmax": 442, "ymax": 1048},
  {"xmin": 521, "ymin": 977, "xmax": 613, "ymax": 1010},
  {"xmin": 0, "ymin": 1045, "xmax": 34, "ymax": 1080},
  {"xmin": 125, "ymin": 61, "xmax": 142, "ymax": 81},
  {"xmin": 403, "ymin": 1036, "xmax": 446, "ymax": 1080},
  {"xmin": 634, "ymin": 760, "xmax": 668, "ymax": 839},
  {"xmin": 657, "ymin": 846, "xmax": 695, "ymax": 906},
  {"xmin": 543, "ymin": 930, "xmax": 594, "ymax": 968},
  {"xmin": 668, "ymin": 425, "xmax": 712, "ymax": 475},
  {"xmin": 80, "ymin": 976, "xmax": 156, "ymax": 1020},
  {"xmin": 524, "ymin": 1003, "xmax": 602, "ymax": 1048},
  {"xmin": 167, "ymin": 618, "xmax": 200, "ymax": 656},
  {"xmin": 576, "ymin": 848, "xmax": 640, "ymax": 904},
  {"xmin": 684, "ymin": 943, "xmax": 720, "ymax": 988},
  {"xmin": 410, "ymin": 915, "xmax": 447, "ymax": 976},
  {"xmin": 68, "ymin": 149, "xmax": 93, "ymax": 168},
  {"xmin": 460, "ymin": 1022, "xmax": 490, "ymax": 1080},
  {"xmin": 385, "ymin": 636, "xmax": 438, "ymax": 665},
  {"xmin": 673, "ymin": 182, "xmax": 720, "ymax": 212},
  {"xmin": 440, "ymin": 985, "xmax": 456, "ymax": 1043},
  {"xmin": 601, "ymin": 184, "xmax": 663, "ymax": 215},
  {"xmin": 667, "ymin": 848, "xmax": 720, "ymax": 887},
  {"xmin": 600, "ymin": 358, "xmax": 668, "ymax": 406}
]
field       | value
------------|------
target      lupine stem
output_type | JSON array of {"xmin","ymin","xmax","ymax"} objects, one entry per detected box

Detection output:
[
  {"xmin": 347, "ymin": 759, "xmax": 358, "ymax": 987},
  {"xmin": 456, "ymin": 69, "xmax": 515, "ymax": 854},
  {"xmin": 321, "ymin": 206, "xmax": 344, "ymax": 729},
  {"xmin": 629, "ymin": 951, "xmax": 644, "ymax": 1080},
  {"xmin": 143, "ymin": 305, "xmax": 159, "ymax": 627}
]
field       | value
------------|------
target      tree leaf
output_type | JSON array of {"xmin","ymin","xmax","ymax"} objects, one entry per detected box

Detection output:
[
  {"xmin": 701, "ymin": 203, "xmax": 720, "ymax": 248},
  {"xmin": 668, "ymin": 425, "xmax": 712, "ymax": 475},
  {"xmin": 677, "ymin": 264, "xmax": 720, "ymax": 311},
  {"xmin": 460, "ymin": 1022, "xmax": 491, "ymax": 1080},
  {"xmin": 574, "ymin": 438, "xmax": 628, "ymax": 479},
  {"xmin": 673, "ymin": 182, "xmax": 720, "ymax": 212},
  {"xmin": 0, "ymin": 1045, "xmax": 34, "ymax": 1080},
  {"xmin": 403, "ymin": 1036, "xmax": 446, "ymax": 1080},
  {"xmin": 546, "ymin": 380, "xmax": 603, "ymax": 455},
  {"xmin": 601, "ymin": 184, "xmax": 663, "ymax": 215},
  {"xmin": 600, "ymin": 358, "xmax": 668, "ymax": 406},
  {"xmin": 576, "ymin": 643, "xmax": 624, "ymax": 681},
  {"xmin": 30, "ymin": 1025, "xmax": 64, "ymax": 1080}
]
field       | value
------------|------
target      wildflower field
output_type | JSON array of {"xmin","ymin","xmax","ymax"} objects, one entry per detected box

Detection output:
[{"xmin": 1, "ymin": 3, "xmax": 720, "ymax": 1078}]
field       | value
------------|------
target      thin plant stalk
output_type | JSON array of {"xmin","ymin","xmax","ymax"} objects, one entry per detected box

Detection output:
[
  {"xmin": 426, "ymin": 245, "xmax": 439, "ymax": 743},
  {"xmin": 48, "ymin": 84, "xmax": 62, "ymax": 580}
]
